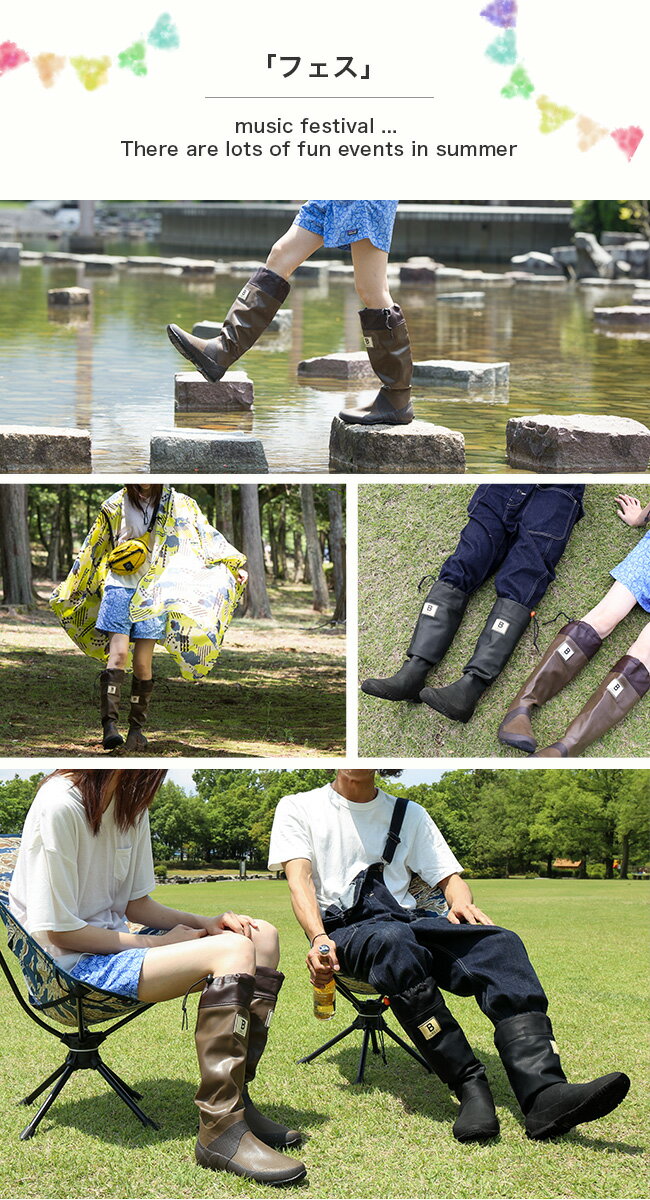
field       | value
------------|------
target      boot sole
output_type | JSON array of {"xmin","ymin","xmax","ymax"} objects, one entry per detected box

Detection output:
[
  {"xmin": 102, "ymin": 734, "xmax": 124, "ymax": 750},
  {"xmin": 338, "ymin": 412, "xmax": 414, "ymax": 426},
  {"xmin": 361, "ymin": 681, "xmax": 423, "ymax": 703},
  {"xmin": 454, "ymin": 1121, "xmax": 500, "ymax": 1144},
  {"xmin": 195, "ymin": 1140, "xmax": 307, "ymax": 1185},
  {"xmin": 420, "ymin": 688, "xmax": 472, "ymax": 724},
  {"xmin": 497, "ymin": 728, "xmax": 537, "ymax": 755},
  {"xmin": 166, "ymin": 324, "xmax": 226, "ymax": 384},
  {"xmin": 526, "ymin": 1074, "xmax": 630, "ymax": 1140}
]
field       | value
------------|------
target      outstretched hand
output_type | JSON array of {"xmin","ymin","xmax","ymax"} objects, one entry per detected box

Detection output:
[
  {"xmin": 616, "ymin": 494, "xmax": 647, "ymax": 527},
  {"xmin": 447, "ymin": 902, "xmax": 494, "ymax": 926}
]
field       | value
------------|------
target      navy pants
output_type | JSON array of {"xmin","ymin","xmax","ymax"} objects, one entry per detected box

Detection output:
[
  {"xmin": 334, "ymin": 912, "xmax": 548, "ymax": 1026},
  {"xmin": 439, "ymin": 484, "xmax": 585, "ymax": 609}
]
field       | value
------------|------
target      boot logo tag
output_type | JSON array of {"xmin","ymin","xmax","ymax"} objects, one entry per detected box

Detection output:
[
  {"xmin": 131, "ymin": 694, "xmax": 139, "ymax": 703},
  {"xmin": 363, "ymin": 335, "xmax": 374, "ymax": 348},
  {"xmin": 233, "ymin": 1014, "xmax": 248, "ymax": 1038},
  {"xmin": 557, "ymin": 642, "xmax": 574, "ymax": 660},
  {"xmin": 265, "ymin": 1010, "xmax": 274, "ymax": 1027},
  {"xmin": 607, "ymin": 679, "xmax": 624, "ymax": 698},
  {"xmin": 550, "ymin": 1039, "xmax": 559, "ymax": 1055},
  {"xmin": 422, "ymin": 603, "xmax": 439, "ymax": 618},
  {"xmin": 239, "ymin": 286, "xmax": 252, "ymax": 302},
  {"xmin": 492, "ymin": 619, "xmax": 510, "ymax": 634},
  {"xmin": 417, "ymin": 1016, "xmax": 442, "ymax": 1040},
  {"xmin": 107, "ymin": 685, "xmax": 117, "ymax": 695}
]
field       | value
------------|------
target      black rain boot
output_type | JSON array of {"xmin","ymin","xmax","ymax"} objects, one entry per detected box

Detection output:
[
  {"xmin": 99, "ymin": 668, "xmax": 125, "ymax": 750},
  {"xmin": 391, "ymin": 981, "xmax": 499, "ymax": 1142},
  {"xmin": 124, "ymin": 677, "xmax": 154, "ymax": 753},
  {"xmin": 494, "ymin": 1013, "xmax": 630, "ymax": 1140},
  {"xmin": 167, "ymin": 268, "xmax": 291, "ymax": 385},
  {"xmin": 421, "ymin": 597, "xmax": 532, "ymax": 723},
  {"xmin": 339, "ymin": 305, "xmax": 414, "ymax": 425},
  {"xmin": 361, "ymin": 579, "xmax": 470, "ymax": 702}
]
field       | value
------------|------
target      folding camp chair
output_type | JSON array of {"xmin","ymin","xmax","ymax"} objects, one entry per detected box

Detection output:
[
  {"xmin": 0, "ymin": 835, "xmax": 160, "ymax": 1140},
  {"xmin": 298, "ymin": 874, "xmax": 450, "ymax": 1084}
]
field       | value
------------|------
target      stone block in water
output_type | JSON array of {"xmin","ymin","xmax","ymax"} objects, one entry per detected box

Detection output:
[
  {"xmin": 47, "ymin": 287, "xmax": 91, "ymax": 305},
  {"xmin": 329, "ymin": 416, "xmax": 465, "ymax": 474},
  {"xmin": 192, "ymin": 309, "xmax": 292, "ymax": 339},
  {"xmin": 510, "ymin": 252, "xmax": 565, "ymax": 275},
  {"xmin": 436, "ymin": 292, "xmax": 485, "ymax": 304},
  {"xmin": 174, "ymin": 371, "xmax": 254, "ymax": 411},
  {"xmin": 506, "ymin": 414, "xmax": 650, "ymax": 472},
  {"xmin": 298, "ymin": 352, "xmax": 375, "ymax": 380},
  {"xmin": 593, "ymin": 306, "xmax": 650, "ymax": 325},
  {"xmin": 0, "ymin": 242, "xmax": 22, "ymax": 263},
  {"xmin": 150, "ymin": 430, "xmax": 269, "ymax": 472},
  {"xmin": 632, "ymin": 291, "xmax": 650, "ymax": 305},
  {"xmin": 412, "ymin": 359, "xmax": 509, "ymax": 389},
  {"xmin": 0, "ymin": 425, "xmax": 92, "ymax": 472}
]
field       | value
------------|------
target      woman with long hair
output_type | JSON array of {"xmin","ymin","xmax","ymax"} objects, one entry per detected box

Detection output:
[
  {"xmin": 167, "ymin": 201, "xmax": 414, "ymax": 426},
  {"xmin": 50, "ymin": 485, "xmax": 247, "ymax": 753},
  {"xmin": 9, "ymin": 769, "xmax": 306, "ymax": 1186}
]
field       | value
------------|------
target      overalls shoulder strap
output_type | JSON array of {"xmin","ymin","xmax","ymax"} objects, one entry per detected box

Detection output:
[{"xmin": 382, "ymin": 796, "xmax": 410, "ymax": 864}]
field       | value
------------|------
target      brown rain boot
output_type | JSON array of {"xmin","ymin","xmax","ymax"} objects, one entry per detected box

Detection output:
[
  {"xmin": 99, "ymin": 668, "xmax": 125, "ymax": 751},
  {"xmin": 194, "ymin": 974, "xmax": 306, "ymax": 1185},
  {"xmin": 124, "ymin": 676, "xmax": 154, "ymax": 753},
  {"xmin": 339, "ymin": 305, "xmax": 414, "ymax": 425},
  {"xmin": 533, "ymin": 655, "xmax": 650, "ymax": 758},
  {"xmin": 167, "ymin": 268, "xmax": 291, "ymax": 387},
  {"xmin": 498, "ymin": 621, "xmax": 602, "ymax": 754},
  {"xmin": 243, "ymin": 967, "xmax": 304, "ymax": 1149}
]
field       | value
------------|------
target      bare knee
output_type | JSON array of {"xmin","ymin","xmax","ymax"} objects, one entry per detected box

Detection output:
[
  {"xmin": 266, "ymin": 238, "xmax": 292, "ymax": 279},
  {"xmin": 206, "ymin": 932, "xmax": 256, "ymax": 976},
  {"xmin": 107, "ymin": 647, "xmax": 129, "ymax": 670},
  {"xmin": 252, "ymin": 920, "xmax": 280, "ymax": 968}
]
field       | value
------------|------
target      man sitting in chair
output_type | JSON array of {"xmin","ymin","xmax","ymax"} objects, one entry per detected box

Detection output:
[{"xmin": 268, "ymin": 768, "xmax": 629, "ymax": 1144}]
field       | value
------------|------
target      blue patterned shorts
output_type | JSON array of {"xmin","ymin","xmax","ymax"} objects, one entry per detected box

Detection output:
[
  {"xmin": 68, "ymin": 947, "xmax": 149, "ymax": 999},
  {"xmin": 96, "ymin": 586, "xmax": 167, "ymax": 639},
  {"xmin": 610, "ymin": 530, "xmax": 650, "ymax": 612},
  {"xmin": 294, "ymin": 200, "xmax": 399, "ymax": 252}
]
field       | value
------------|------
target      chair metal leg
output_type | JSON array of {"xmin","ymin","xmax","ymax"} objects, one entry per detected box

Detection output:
[
  {"xmin": 383, "ymin": 1023, "xmax": 432, "ymax": 1073},
  {"xmin": 20, "ymin": 1063, "xmax": 76, "ymax": 1140},
  {"xmin": 99, "ymin": 1063, "xmax": 143, "ymax": 1101},
  {"xmin": 355, "ymin": 1027, "xmax": 372, "ymax": 1085},
  {"xmin": 19, "ymin": 1061, "xmax": 68, "ymax": 1106},
  {"xmin": 297, "ymin": 1020, "xmax": 360, "ymax": 1065},
  {"xmin": 95, "ymin": 1061, "xmax": 160, "ymax": 1130}
]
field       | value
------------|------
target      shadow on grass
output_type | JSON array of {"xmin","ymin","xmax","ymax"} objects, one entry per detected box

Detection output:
[{"xmin": 22, "ymin": 1074, "xmax": 329, "ymax": 1146}]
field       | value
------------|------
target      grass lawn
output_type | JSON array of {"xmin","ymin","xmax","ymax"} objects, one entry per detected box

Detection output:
[
  {"xmin": 358, "ymin": 484, "xmax": 650, "ymax": 758},
  {"xmin": 1, "ymin": 879, "xmax": 647, "ymax": 1199},
  {"xmin": 0, "ymin": 583, "xmax": 345, "ymax": 757}
]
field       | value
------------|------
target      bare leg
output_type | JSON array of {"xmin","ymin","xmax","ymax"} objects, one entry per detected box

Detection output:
[
  {"xmin": 106, "ymin": 632, "xmax": 130, "ymax": 671},
  {"xmin": 132, "ymin": 638, "xmax": 155, "ymax": 681},
  {"xmin": 627, "ymin": 619, "xmax": 650, "ymax": 668},
  {"xmin": 265, "ymin": 224, "xmax": 323, "ymax": 279},
  {"xmin": 582, "ymin": 581, "xmax": 638, "ymax": 637},
  {"xmin": 350, "ymin": 239, "xmax": 393, "ymax": 307}
]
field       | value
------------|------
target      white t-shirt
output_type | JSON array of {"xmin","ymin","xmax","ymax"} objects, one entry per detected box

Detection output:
[
  {"xmin": 105, "ymin": 494, "xmax": 157, "ymax": 588},
  {"xmin": 9, "ymin": 774, "xmax": 156, "ymax": 970},
  {"xmin": 268, "ymin": 783, "xmax": 462, "ymax": 913}
]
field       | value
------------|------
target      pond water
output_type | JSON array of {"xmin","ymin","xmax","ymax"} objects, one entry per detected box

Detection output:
[{"xmin": 0, "ymin": 250, "xmax": 648, "ymax": 472}]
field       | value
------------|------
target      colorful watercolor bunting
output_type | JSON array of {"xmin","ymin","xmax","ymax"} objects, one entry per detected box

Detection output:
[
  {"xmin": 33, "ymin": 52, "xmax": 66, "ymax": 88},
  {"xmin": 70, "ymin": 56, "xmax": 111, "ymax": 91},
  {"xmin": 611, "ymin": 126, "xmax": 644, "ymax": 162},
  {"xmin": 485, "ymin": 28, "xmax": 517, "ymax": 66},
  {"xmin": 501, "ymin": 65, "xmax": 534, "ymax": 99},
  {"xmin": 576, "ymin": 115, "xmax": 609, "ymax": 152},
  {"xmin": 480, "ymin": 1, "xmax": 518, "ymax": 29},
  {"xmin": 0, "ymin": 40, "xmax": 29, "ymax": 76},
  {"xmin": 536, "ymin": 96, "xmax": 575, "ymax": 134},
  {"xmin": 147, "ymin": 13, "xmax": 180, "ymax": 49},
  {"xmin": 118, "ymin": 40, "xmax": 147, "ymax": 77}
]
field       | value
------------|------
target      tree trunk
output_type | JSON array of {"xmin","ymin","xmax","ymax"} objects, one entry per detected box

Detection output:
[
  {"xmin": 46, "ymin": 488, "xmax": 62, "ymax": 582},
  {"xmin": 546, "ymin": 852, "xmax": 553, "ymax": 878},
  {"xmin": 267, "ymin": 510, "xmax": 280, "ymax": 579},
  {"xmin": 620, "ymin": 833, "xmax": 629, "ymax": 879},
  {"xmin": 60, "ymin": 488, "xmax": 74, "ymax": 572},
  {"xmin": 327, "ymin": 485, "xmax": 345, "ymax": 609},
  {"xmin": 293, "ymin": 531, "xmax": 304, "ymax": 581},
  {"xmin": 0, "ymin": 485, "xmax": 34, "ymax": 605},
  {"xmin": 240, "ymin": 485, "xmax": 272, "ymax": 619},
  {"xmin": 300, "ymin": 485, "xmax": 329, "ymax": 612},
  {"xmin": 216, "ymin": 485, "xmax": 235, "ymax": 545},
  {"xmin": 277, "ymin": 502, "xmax": 287, "ymax": 579}
]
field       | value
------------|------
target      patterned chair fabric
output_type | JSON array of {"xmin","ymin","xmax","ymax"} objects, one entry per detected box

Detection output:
[{"xmin": 0, "ymin": 835, "xmax": 149, "ymax": 1027}]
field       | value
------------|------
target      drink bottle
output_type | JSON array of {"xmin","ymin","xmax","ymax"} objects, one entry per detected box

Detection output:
[{"xmin": 312, "ymin": 944, "xmax": 336, "ymax": 1019}]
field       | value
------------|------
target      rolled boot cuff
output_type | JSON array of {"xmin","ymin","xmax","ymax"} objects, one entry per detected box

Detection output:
[
  {"xmin": 359, "ymin": 304, "xmax": 405, "ymax": 331},
  {"xmin": 249, "ymin": 267, "xmax": 291, "ymax": 303},
  {"xmin": 613, "ymin": 654, "xmax": 650, "ymax": 697},
  {"xmin": 390, "ymin": 977, "xmax": 439, "ymax": 1014},
  {"xmin": 494, "ymin": 1011, "xmax": 553, "ymax": 1053},
  {"xmin": 199, "ymin": 973, "xmax": 255, "ymax": 1011},
  {"xmin": 253, "ymin": 966, "xmax": 285, "ymax": 1000},
  {"xmin": 561, "ymin": 620, "xmax": 603, "ymax": 659}
]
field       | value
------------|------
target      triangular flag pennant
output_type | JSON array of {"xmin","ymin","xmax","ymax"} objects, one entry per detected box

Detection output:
[
  {"xmin": 611, "ymin": 126, "xmax": 644, "ymax": 161},
  {"xmin": 537, "ymin": 95, "xmax": 575, "ymax": 134},
  {"xmin": 0, "ymin": 41, "xmax": 30, "ymax": 77},
  {"xmin": 501, "ymin": 65, "xmax": 534, "ymax": 99},
  {"xmin": 70, "ymin": 55, "xmax": 111, "ymax": 91},
  {"xmin": 481, "ymin": 1, "xmax": 518, "ymax": 28},
  {"xmin": 147, "ymin": 13, "xmax": 180, "ymax": 49},
  {"xmin": 33, "ymin": 53, "xmax": 66, "ymax": 88},
  {"xmin": 118, "ymin": 40, "xmax": 147, "ymax": 76},
  {"xmin": 485, "ymin": 28, "xmax": 517, "ymax": 65},
  {"xmin": 576, "ymin": 115, "xmax": 609, "ymax": 152}
]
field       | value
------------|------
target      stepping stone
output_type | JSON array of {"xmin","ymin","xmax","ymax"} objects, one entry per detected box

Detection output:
[
  {"xmin": 412, "ymin": 360, "xmax": 509, "ymax": 389},
  {"xmin": 174, "ymin": 371, "xmax": 254, "ymax": 412},
  {"xmin": 577, "ymin": 277, "xmax": 635, "ymax": 288},
  {"xmin": 437, "ymin": 292, "xmax": 485, "ymax": 304},
  {"xmin": 510, "ymin": 252, "xmax": 565, "ymax": 276},
  {"xmin": 632, "ymin": 291, "xmax": 650, "ymax": 305},
  {"xmin": 0, "ymin": 242, "xmax": 21, "ymax": 263},
  {"xmin": 399, "ymin": 258, "xmax": 440, "ymax": 284},
  {"xmin": 192, "ymin": 309, "xmax": 292, "ymax": 339},
  {"xmin": 47, "ymin": 287, "xmax": 90, "ymax": 305},
  {"xmin": 329, "ymin": 416, "xmax": 465, "ymax": 474},
  {"xmin": 150, "ymin": 430, "xmax": 268, "ymax": 472},
  {"xmin": 80, "ymin": 255, "xmax": 126, "ymax": 270},
  {"xmin": 0, "ymin": 425, "xmax": 92, "ymax": 472},
  {"xmin": 506, "ymin": 414, "xmax": 650, "ymax": 472},
  {"xmin": 506, "ymin": 273, "xmax": 568, "ymax": 285},
  {"xmin": 298, "ymin": 352, "xmax": 375, "ymax": 381},
  {"xmin": 168, "ymin": 257, "xmax": 218, "ymax": 274},
  {"xmin": 593, "ymin": 306, "xmax": 650, "ymax": 324}
]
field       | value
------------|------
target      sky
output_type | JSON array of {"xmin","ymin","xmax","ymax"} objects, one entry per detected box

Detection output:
[{"xmin": 0, "ymin": 768, "xmax": 447, "ymax": 791}]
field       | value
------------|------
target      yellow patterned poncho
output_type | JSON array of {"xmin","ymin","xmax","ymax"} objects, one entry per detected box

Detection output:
[{"xmin": 50, "ymin": 487, "xmax": 246, "ymax": 682}]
